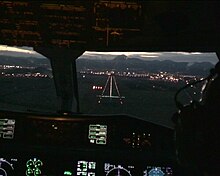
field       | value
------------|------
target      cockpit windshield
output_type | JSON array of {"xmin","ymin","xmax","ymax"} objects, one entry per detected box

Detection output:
[
  {"xmin": 0, "ymin": 46, "xmax": 218, "ymax": 128},
  {"xmin": 0, "ymin": 45, "xmax": 58, "ymax": 113},
  {"xmin": 76, "ymin": 51, "xmax": 218, "ymax": 128}
]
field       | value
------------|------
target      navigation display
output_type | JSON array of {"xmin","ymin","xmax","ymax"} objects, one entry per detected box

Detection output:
[
  {"xmin": 0, "ymin": 119, "xmax": 15, "ymax": 139},
  {"xmin": 88, "ymin": 124, "xmax": 107, "ymax": 145},
  {"xmin": 143, "ymin": 166, "xmax": 173, "ymax": 176},
  {"xmin": 104, "ymin": 163, "xmax": 135, "ymax": 176}
]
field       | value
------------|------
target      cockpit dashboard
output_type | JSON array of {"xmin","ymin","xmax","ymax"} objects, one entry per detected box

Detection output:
[{"xmin": 0, "ymin": 111, "xmax": 176, "ymax": 176}]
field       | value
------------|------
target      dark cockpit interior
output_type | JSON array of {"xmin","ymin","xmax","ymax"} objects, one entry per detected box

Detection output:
[{"xmin": 0, "ymin": 1, "xmax": 220, "ymax": 176}]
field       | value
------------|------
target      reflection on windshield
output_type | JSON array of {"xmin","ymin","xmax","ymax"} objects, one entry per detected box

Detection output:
[{"xmin": 77, "ymin": 52, "xmax": 218, "ymax": 127}]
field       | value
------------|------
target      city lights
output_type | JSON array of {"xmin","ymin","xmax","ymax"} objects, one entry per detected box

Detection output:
[
  {"xmin": 0, "ymin": 64, "xmax": 51, "ymax": 78},
  {"xmin": 80, "ymin": 70, "xmax": 200, "ymax": 84}
]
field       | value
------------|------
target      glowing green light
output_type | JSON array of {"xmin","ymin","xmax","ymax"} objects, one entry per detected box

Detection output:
[
  {"xmin": 26, "ymin": 159, "xmax": 34, "ymax": 168},
  {"xmin": 34, "ymin": 168, "xmax": 41, "ymax": 176},
  {"xmin": 64, "ymin": 171, "xmax": 73, "ymax": 175}
]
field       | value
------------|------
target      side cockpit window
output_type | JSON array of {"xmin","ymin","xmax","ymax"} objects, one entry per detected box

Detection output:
[{"xmin": 0, "ymin": 45, "xmax": 58, "ymax": 113}]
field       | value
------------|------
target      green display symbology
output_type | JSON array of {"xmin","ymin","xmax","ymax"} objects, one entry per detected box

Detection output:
[
  {"xmin": 64, "ymin": 171, "xmax": 73, "ymax": 175},
  {"xmin": 26, "ymin": 158, "xmax": 43, "ymax": 176},
  {"xmin": 77, "ymin": 160, "xmax": 96, "ymax": 176},
  {"xmin": 88, "ymin": 124, "xmax": 107, "ymax": 145}
]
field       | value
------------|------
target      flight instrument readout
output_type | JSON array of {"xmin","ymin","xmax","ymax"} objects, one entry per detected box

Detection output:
[
  {"xmin": 0, "ymin": 119, "xmax": 15, "ymax": 139},
  {"xmin": 88, "ymin": 124, "xmax": 107, "ymax": 145}
]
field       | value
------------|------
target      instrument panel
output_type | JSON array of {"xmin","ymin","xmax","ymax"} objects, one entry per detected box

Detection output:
[
  {"xmin": 0, "ymin": 156, "xmax": 174, "ymax": 176},
  {"xmin": 0, "ymin": 111, "xmax": 176, "ymax": 175}
]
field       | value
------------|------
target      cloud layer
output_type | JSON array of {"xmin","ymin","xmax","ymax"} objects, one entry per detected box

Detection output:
[{"xmin": 0, "ymin": 45, "xmax": 218, "ymax": 64}]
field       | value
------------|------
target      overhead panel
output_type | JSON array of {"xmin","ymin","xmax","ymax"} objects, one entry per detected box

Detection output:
[
  {"xmin": 39, "ymin": 2, "xmax": 89, "ymax": 48},
  {"xmin": 0, "ymin": 1, "xmax": 142, "ymax": 49},
  {"xmin": 0, "ymin": 1, "xmax": 91, "ymax": 48},
  {"xmin": 0, "ymin": 1, "xmax": 41, "ymax": 46},
  {"xmin": 93, "ymin": 1, "xmax": 142, "ymax": 47},
  {"xmin": 0, "ymin": 1, "xmax": 219, "ymax": 51}
]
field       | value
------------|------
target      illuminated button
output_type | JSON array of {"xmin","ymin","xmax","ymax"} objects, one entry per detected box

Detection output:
[
  {"xmin": 0, "ymin": 121, "xmax": 4, "ymax": 125},
  {"xmin": 89, "ymin": 124, "xmax": 107, "ymax": 145},
  {"xmin": 89, "ymin": 135, "xmax": 96, "ymax": 139},
  {"xmin": 34, "ymin": 168, "xmax": 41, "ymax": 176},
  {"xmin": 97, "ymin": 139, "xmax": 106, "ymax": 145},
  {"xmin": 26, "ymin": 168, "xmax": 33, "ymax": 175},
  {"xmin": 64, "ymin": 171, "xmax": 73, "ymax": 175},
  {"xmin": 90, "ymin": 139, "xmax": 95, "ymax": 143},
  {"xmin": 88, "ymin": 162, "xmax": 96, "ymax": 170},
  {"xmin": 26, "ymin": 159, "xmax": 34, "ymax": 168},
  {"xmin": 35, "ymin": 160, "xmax": 43, "ymax": 167}
]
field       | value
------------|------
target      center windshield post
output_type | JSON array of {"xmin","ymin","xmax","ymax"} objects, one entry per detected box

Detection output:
[{"xmin": 34, "ymin": 47, "xmax": 84, "ymax": 114}]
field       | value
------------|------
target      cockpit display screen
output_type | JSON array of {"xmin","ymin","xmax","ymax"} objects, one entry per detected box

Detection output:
[
  {"xmin": 143, "ymin": 166, "xmax": 173, "ymax": 176},
  {"xmin": 88, "ymin": 124, "xmax": 107, "ymax": 145},
  {"xmin": 104, "ymin": 163, "xmax": 135, "ymax": 176},
  {"xmin": 77, "ymin": 160, "xmax": 96, "ymax": 176},
  {"xmin": 0, "ymin": 119, "xmax": 15, "ymax": 139},
  {"xmin": 0, "ymin": 157, "xmax": 17, "ymax": 175}
]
